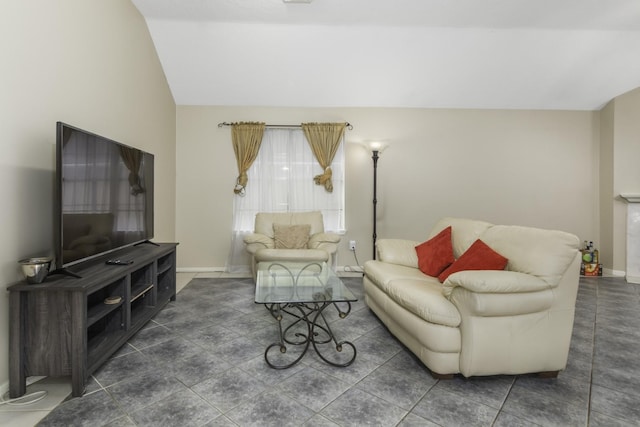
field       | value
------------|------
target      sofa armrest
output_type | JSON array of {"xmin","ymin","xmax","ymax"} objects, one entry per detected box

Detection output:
[
  {"xmin": 376, "ymin": 239, "xmax": 421, "ymax": 268},
  {"xmin": 442, "ymin": 270, "xmax": 551, "ymax": 298},
  {"xmin": 308, "ymin": 232, "xmax": 340, "ymax": 255},
  {"xmin": 445, "ymin": 270, "xmax": 555, "ymax": 316},
  {"xmin": 308, "ymin": 232, "xmax": 341, "ymax": 246},
  {"xmin": 243, "ymin": 233, "xmax": 274, "ymax": 254}
]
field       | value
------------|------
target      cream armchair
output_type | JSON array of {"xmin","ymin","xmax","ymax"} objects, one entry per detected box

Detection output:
[{"xmin": 243, "ymin": 211, "xmax": 341, "ymax": 280}]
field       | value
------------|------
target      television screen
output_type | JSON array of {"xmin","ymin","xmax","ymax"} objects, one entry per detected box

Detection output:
[{"xmin": 55, "ymin": 122, "xmax": 154, "ymax": 269}]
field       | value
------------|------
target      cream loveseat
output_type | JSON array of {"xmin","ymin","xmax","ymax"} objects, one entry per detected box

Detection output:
[
  {"xmin": 363, "ymin": 217, "xmax": 581, "ymax": 378},
  {"xmin": 244, "ymin": 211, "xmax": 341, "ymax": 280}
]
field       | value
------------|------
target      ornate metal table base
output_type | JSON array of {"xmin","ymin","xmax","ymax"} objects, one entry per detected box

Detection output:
[
  {"xmin": 264, "ymin": 300, "xmax": 356, "ymax": 369},
  {"xmin": 256, "ymin": 262, "xmax": 357, "ymax": 369}
]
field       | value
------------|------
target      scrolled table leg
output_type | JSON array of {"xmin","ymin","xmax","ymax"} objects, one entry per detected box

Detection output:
[
  {"xmin": 309, "ymin": 302, "xmax": 357, "ymax": 367},
  {"xmin": 264, "ymin": 303, "xmax": 312, "ymax": 369}
]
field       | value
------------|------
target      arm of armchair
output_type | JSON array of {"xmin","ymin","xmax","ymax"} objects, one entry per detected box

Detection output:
[
  {"xmin": 443, "ymin": 270, "xmax": 554, "ymax": 316},
  {"xmin": 308, "ymin": 232, "xmax": 341, "ymax": 254},
  {"xmin": 243, "ymin": 233, "xmax": 274, "ymax": 254}
]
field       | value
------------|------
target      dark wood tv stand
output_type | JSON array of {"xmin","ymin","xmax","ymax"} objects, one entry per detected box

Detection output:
[{"xmin": 8, "ymin": 243, "xmax": 178, "ymax": 398}]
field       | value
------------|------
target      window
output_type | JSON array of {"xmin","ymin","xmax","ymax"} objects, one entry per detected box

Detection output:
[{"xmin": 227, "ymin": 128, "xmax": 345, "ymax": 272}]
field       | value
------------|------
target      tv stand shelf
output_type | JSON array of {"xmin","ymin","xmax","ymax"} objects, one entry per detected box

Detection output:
[{"xmin": 8, "ymin": 243, "xmax": 177, "ymax": 398}]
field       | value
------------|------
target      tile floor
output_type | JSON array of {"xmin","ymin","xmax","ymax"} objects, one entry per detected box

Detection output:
[{"xmin": 3, "ymin": 274, "xmax": 640, "ymax": 426}]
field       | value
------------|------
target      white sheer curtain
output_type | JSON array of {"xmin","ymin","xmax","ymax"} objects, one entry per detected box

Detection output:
[{"xmin": 226, "ymin": 128, "xmax": 345, "ymax": 273}]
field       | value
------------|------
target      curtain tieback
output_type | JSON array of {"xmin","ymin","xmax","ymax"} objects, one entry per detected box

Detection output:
[
  {"xmin": 234, "ymin": 172, "xmax": 248, "ymax": 195},
  {"xmin": 128, "ymin": 172, "xmax": 144, "ymax": 196},
  {"xmin": 314, "ymin": 167, "xmax": 333, "ymax": 193}
]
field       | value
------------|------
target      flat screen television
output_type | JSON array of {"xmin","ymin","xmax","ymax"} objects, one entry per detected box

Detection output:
[{"xmin": 54, "ymin": 122, "xmax": 154, "ymax": 273}]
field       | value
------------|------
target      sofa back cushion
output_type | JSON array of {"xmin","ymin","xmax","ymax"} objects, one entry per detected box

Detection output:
[
  {"xmin": 480, "ymin": 225, "xmax": 580, "ymax": 287},
  {"xmin": 429, "ymin": 217, "xmax": 493, "ymax": 259},
  {"xmin": 255, "ymin": 211, "xmax": 325, "ymax": 238},
  {"xmin": 376, "ymin": 239, "xmax": 421, "ymax": 268}
]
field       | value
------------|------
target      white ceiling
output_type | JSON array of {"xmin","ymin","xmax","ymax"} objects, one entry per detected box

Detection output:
[{"xmin": 131, "ymin": 0, "xmax": 640, "ymax": 110}]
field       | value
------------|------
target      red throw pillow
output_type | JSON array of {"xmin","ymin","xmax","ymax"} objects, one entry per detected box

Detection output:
[
  {"xmin": 415, "ymin": 226, "xmax": 454, "ymax": 276},
  {"xmin": 438, "ymin": 239, "xmax": 508, "ymax": 283}
]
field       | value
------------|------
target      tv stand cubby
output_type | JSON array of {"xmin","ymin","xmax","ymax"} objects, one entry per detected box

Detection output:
[{"xmin": 8, "ymin": 243, "xmax": 178, "ymax": 398}]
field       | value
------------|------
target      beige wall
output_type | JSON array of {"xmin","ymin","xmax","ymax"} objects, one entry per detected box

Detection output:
[
  {"xmin": 0, "ymin": 1, "xmax": 175, "ymax": 392},
  {"xmin": 176, "ymin": 106, "xmax": 599, "ymax": 270}
]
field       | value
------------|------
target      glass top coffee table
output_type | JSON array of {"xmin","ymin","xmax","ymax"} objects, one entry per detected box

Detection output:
[{"xmin": 255, "ymin": 261, "xmax": 357, "ymax": 369}]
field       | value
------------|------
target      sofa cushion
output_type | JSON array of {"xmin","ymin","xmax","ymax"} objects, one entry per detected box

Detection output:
[
  {"xmin": 273, "ymin": 224, "xmax": 311, "ymax": 249},
  {"xmin": 385, "ymin": 279, "xmax": 461, "ymax": 327},
  {"xmin": 415, "ymin": 226, "xmax": 454, "ymax": 276},
  {"xmin": 255, "ymin": 248, "xmax": 329, "ymax": 263},
  {"xmin": 438, "ymin": 239, "xmax": 508, "ymax": 282},
  {"xmin": 376, "ymin": 239, "xmax": 421, "ymax": 268},
  {"xmin": 364, "ymin": 260, "xmax": 429, "ymax": 289},
  {"xmin": 429, "ymin": 217, "xmax": 493, "ymax": 258}
]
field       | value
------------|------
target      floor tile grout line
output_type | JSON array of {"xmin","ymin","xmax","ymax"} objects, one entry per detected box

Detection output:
[
  {"xmin": 392, "ymin": 377, "xmax": 440, "ymax": 426},
  {"xmin": 585, "ymin": 280, "xmax": 598, "ymax": 427},
  {"xmin": 490, "ymin": 375, "xmax": 522, "ymax": 427}
]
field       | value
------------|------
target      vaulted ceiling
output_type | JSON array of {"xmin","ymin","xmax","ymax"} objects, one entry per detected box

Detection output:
[{"xmin": 131, "ymin": 0, "xmax": 640, "ymax": 110}]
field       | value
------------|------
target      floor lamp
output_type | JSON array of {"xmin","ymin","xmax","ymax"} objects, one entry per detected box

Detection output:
[{"xmin": 367, "ymin": 142, "xmax": 388, "ymax": 260}]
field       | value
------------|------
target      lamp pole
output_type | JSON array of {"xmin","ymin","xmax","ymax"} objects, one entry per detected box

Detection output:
[{"xmin": 372, "ymin": 149, "xmax": 379, "ymax": 260}]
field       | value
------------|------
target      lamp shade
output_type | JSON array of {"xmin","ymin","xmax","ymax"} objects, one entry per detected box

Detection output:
[{"xmin": 365, "ymin": 141, "xmax": 389, "ymax": 154}]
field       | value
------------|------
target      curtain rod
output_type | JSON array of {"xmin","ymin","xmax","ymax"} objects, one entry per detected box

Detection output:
[{"xmin": 217, "ymin": 122, "xmax": 353, "ymax": 130}]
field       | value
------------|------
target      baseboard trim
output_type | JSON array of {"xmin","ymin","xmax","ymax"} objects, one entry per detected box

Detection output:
[
  {"xmin": 0, "ymin": 379, "xmax": 7, "ymax": 398},
  {"xmin": 177, "ymin": 267, "xmax": 225, "ymax": 273},
  {"xmin": 603, "ymin": 268, "xmax": 625, "ymax": 277},
  {"xmin": 625, "ymin": 275, "xmax": 640, "ymax": 284}
]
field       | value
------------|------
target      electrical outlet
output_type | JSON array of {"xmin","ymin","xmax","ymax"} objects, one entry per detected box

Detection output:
[{"xmin": 349, "ymin": 240, "xmax": 356, "ymax": 251}]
